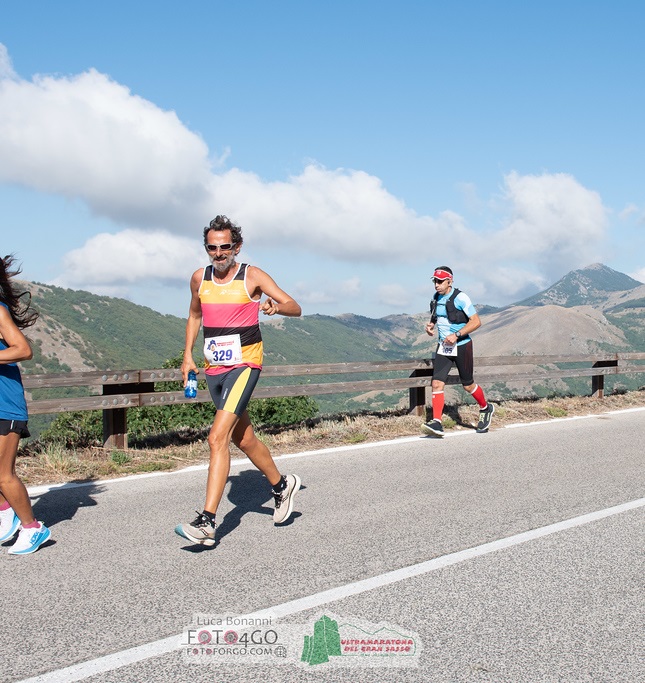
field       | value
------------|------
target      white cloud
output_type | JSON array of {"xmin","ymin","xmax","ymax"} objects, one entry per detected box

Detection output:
[
  {"xmin": 449, "ymin": 171, "xmax": 610, "ymax": 303},
  {"xmin": 289, "ymin": 275, "xmax": 362, "ymax": 308},
  {"xmin": 340, "ymin": 276, "xmax": 361, "ymax": 298},
  {"xmin": 630, "ymin": 268, "xmax": 645, "ymax": 284},
  {"xmin": 618, "ymin": 203, "xmax": 639, "ymax": 220},
  {"xmin": 0, "ymin": 44, "xmax": 16, "ymax": 80},
  {"xmin": 291, "ymin": 282, "xmax": 336, "ymax": 305},
  {"xmin": 456, "ymin": 181, "xmax": 483, "ymax": 213},
  {"xmin": 377, "ymin": 283, "xmax": 411, "ymax": 308},
  {"xmin": 489, "ymin": 172, "xmax": 608, "ymax": 278},
  {"xmin": 0, "ymin": 46, "xmax": 615, "ymax": 310},
  {"xmin": 0, "ymin": 53, "xmax": 455, "ymax": 263},
  {"xmin": 0, "ymin": 63, "xmax": 213, "ymax": 230},
  {"xmin": 208, "ymin": 164, "xmax": 446, "ymax": 261},
  {"xmin": 52, "ymin": 229, "xmax": 204, "ymax": 289}
]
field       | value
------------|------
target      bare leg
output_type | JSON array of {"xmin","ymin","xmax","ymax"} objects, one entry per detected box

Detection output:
[
  {"xmin": 232, "ymin": 411, "xmax": 281, "ymax": 487},
  {"xmin": 203, "ymin": 409, "xmax": 240, "ymax": 514},
  {"xmin": 431, "ymin": 379, "xmax": 446, "ymax": 393},
  {"xmin": 0, "ymin": 433, "xmax": 36, "ymax": 525}
]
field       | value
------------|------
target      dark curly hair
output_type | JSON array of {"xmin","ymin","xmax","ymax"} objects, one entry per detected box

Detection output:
[
  {"xmin": 203, "ymin": 215, "xmax": 243, "ymax": 246},
  {"xmin": 0, "ymin": 255, "xmax": 39, "ymax": 330}
]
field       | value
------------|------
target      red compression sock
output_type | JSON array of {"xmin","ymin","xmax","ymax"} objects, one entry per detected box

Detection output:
[
  {"xmin": 432, "ymin": 391, "xmax": 445, "ymax": 420},
  {"xmin": 469, "ymin": 384, "xmax": 487, "ymax": 409}
]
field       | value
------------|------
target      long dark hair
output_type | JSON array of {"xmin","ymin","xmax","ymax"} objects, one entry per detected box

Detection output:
[{"xmin": 0, "ymin": 255, "xmax": 39, "ymax": 330}]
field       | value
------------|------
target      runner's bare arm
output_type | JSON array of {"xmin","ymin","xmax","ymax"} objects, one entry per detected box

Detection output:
[
  {"xmin": 181, "ymin": 269, "xmax": 204, "ymax": 381},
  {"xmin": 0, "ymin": 305, "xmax": 33, "ymax": 364},
  {"xmin": 459, "ymin": 313, "xmax": 482, "ymax": 336},
  {"xmin": 248, "ymin": 267, "xmax": 302, "ymax": 317}
]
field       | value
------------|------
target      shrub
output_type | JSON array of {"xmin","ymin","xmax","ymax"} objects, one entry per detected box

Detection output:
[
  {"xmin": 39, "ymin": 394, "xmax": 318, "ymax": 448},
  {"xmin": 39, "ymin": 411, "xmax": 102, "ymax": 448},
  {"xmin": 247, "ymin": 395, "xmax": 318, "ymax": 427}
]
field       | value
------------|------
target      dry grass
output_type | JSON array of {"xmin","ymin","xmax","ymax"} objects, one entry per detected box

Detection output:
[{"xmin": 17, "ymin": 389, "xmax": 645, "ymax": 487}]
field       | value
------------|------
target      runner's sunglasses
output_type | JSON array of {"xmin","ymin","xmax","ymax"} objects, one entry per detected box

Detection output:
[
  {"xmin": 205, "ymin": 243, "xmax": 236, "ymax": 252},
  {"xmin": 433, "ymin": 277, "xmax": 451, "ymax": 284}
]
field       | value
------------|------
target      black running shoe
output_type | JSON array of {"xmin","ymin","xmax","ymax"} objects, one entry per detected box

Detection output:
[
  {"xmin": 476, "ymin": 404, "xmax": 495, "ymax": 433},
  {"xmin": 422, "ymin": 419, "xmax": 444, "ymax": 437}
]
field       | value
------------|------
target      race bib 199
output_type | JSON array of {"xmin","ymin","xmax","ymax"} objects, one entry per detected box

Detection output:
[
  {"xmin": 437, "ymin": 340, "xmax": 458, "ymax": 357},
  {"xmin": 204, "ymin": 334, "xmax": 243, "ymax": 366}
]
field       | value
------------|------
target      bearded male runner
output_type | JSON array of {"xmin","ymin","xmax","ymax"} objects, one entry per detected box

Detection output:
[{"xmin": 175, "ymin": 215, "xmax": 302, "ymax": 546}]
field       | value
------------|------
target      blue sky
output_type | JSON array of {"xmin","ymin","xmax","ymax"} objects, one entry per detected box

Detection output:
[{"xmin": 1, "ymin": 0, "xmax": 644, "ymax": 319}]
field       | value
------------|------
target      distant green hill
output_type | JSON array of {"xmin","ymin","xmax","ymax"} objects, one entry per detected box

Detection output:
[
  {"xmin": 261, "ymin": 313, "xmax": 428, "ymax": 365},
  {"xmin": 27, "ymin": 282, "xmax": 187, "ymax": 372},
  {"xmin": 25, "ymin": 282, "xmax": 435, "ymax": 372}
]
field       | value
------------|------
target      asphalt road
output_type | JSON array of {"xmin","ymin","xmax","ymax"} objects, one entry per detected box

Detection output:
[{"xmin": 2, "ymin": 408, "xmax": 644, "ymax": 683}]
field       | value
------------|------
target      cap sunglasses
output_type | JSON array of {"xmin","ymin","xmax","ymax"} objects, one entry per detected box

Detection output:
[{"xmin": 205, "ymin": 243, "xmax": 236, "ymax": 253}]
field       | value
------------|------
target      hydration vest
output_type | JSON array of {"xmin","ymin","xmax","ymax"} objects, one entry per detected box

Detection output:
[{"xmin": 430, "ymin": 288, "xmax": 469, "ymax": 324}]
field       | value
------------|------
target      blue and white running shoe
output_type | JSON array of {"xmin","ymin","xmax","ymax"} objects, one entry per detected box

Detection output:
[
  {"xmin": 0, "ymin": 507, "xmax": 20, "ymax": 543},
  {"xmin": 8, "ymin": 523, "xmax": 51, "ymax": 555}
]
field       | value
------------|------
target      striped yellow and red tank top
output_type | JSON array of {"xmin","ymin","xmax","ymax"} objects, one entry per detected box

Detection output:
[{"xmin": 199, "ymin": 263, "xmax": 263, "ymax": 375}]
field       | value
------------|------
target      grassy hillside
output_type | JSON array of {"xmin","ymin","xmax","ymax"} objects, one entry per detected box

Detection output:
[
  {"xmin": 262, "ymin": 313, "xmax": 427, "ymax": 365},
  {"xmin": 28, "ymin": 282, "xmax": 187, "ymax": 372}
]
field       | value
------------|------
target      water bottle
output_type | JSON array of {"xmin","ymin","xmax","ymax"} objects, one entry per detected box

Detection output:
[{"xmin": 184, "ymin": 370, "xmax": 198, "ymax": 399}]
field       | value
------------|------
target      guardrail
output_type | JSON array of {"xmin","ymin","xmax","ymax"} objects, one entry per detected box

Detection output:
[{"xmin": 23, "ymin": 353, "xmax": 645, "ymax": 448}]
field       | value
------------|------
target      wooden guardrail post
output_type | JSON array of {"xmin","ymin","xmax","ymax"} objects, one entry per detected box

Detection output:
[
  {"xmin": 408, "ymin": 364, "xmax": 433, "ymax": 416},
  {"xmin": 101, "ymin": 378, "xmax": 155, "ymax": 448},
  {"xmin": 591, "ymin": 358, "xmax": 618, "ymax": 398},
  {"xmin": 103, "ymin": 407, "xmax": 128, "ymax": 450}
]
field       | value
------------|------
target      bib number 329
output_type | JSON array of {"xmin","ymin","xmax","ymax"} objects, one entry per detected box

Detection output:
[{"xmin": 204, "ymin": 334, "xmax": 243, "ymax": 366}]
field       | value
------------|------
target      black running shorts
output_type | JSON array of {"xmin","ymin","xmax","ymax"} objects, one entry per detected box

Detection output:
[
  {"xmin": 432, "ymin": 341, "xmax": 475, "ymax": 386},
  {"xmin": 0, "ymin": 419, "xmax": 31, "ymax": 439},
  {"xmin": 205, "ymin": 366, "xmax": 261, "ymax": 416}
]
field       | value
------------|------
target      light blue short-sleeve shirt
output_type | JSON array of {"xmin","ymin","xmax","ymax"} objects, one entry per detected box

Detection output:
[{"xmin": 435, "ymin": 289, "xmax": 476, "ymax": 344}]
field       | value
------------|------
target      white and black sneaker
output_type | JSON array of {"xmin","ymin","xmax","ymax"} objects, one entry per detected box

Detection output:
[
  {"xmin": 273, "ymin": 475, "xmax": 301, "ymax": 524},
  {"xmin": 175, "ymin": 512, "xmax": 216, "ymax": 546}
]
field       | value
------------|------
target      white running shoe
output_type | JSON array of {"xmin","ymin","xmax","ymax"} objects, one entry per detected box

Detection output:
[
  {"xmin": 273, "ymin": 474, "xmax": 301, "ymax": 524},
  {"xmin": 8, "ymin": 522, "xmax": 51, "ymax": 555},
  {"xmin": 0, "ymin": 507, "xmax": 20, "ymax": 543}
]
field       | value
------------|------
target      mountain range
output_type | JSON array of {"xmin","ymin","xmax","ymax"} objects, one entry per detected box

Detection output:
[{"xmin": 21, "ymin": 263, "xmax": 645, "ymax": 378}]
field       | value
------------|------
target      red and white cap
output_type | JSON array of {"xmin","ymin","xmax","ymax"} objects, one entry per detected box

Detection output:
[{"xmin": 433, "ymin": 268, "xmax": 452, "ymax": 280}]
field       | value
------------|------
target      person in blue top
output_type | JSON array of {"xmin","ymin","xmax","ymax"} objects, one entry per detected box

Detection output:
[
  {"xmin": 422, "ymin": 266, "xmax": 494, "ymax": 437},
  {"xmin": 0, "ymin": 255, "xmax": 51, "ymax": 554}
]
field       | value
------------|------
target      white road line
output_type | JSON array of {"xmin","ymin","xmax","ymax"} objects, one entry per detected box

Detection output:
[
  {"xmin": 504, "ymin": 405, "xmax": 645, "ymax": 429},
  {"xmin": 27, "ymin": 406, "xmax": 645, "ymax": 497},
  {"xmin": 17, "ymin": 497, "xmax": 645, "ymax": 683}
]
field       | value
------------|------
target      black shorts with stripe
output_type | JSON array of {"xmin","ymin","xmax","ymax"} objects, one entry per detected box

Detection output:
[
  {"xmin": 205, "ymin": 366, "xmax": 261, "ymax": 416},
  {"xmin": 0, "ymin": 419, "xmax": 30, "ymax": 439}
]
